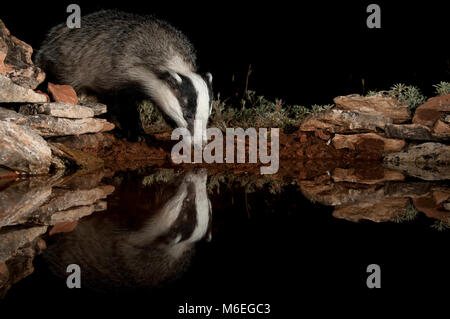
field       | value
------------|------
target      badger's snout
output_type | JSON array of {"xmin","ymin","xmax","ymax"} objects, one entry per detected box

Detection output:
[{"xmin": 160, "ymin": 69, "xmax": 213, "ymax": 149}]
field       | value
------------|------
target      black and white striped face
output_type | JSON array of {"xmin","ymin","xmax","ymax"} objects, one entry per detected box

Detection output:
[{"xmin": 162, "ymin": 71, "xmax": 213, "ymax": 147}]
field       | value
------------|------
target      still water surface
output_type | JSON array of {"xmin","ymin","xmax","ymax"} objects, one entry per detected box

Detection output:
[{"xmin": 1, "ymin": 167, "xmax": 449, "ymax": 315}]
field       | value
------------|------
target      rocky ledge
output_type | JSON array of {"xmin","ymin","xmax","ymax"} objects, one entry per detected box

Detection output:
[
  {"xmin": 299, "ymin": 92, "xmax": 450, "ymax": 180},
  {"xmin": 0, "ymin": 19, "xmax": 114, "ymax": 176}
]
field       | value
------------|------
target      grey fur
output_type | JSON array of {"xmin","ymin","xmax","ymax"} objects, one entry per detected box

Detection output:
[
  {"xmin": 36, "ymin": 10, "xmax": 196, "ymax": 91},
  {"xmin": 35, "ymin": 10, "xmax": 211, "ymax": 140}
]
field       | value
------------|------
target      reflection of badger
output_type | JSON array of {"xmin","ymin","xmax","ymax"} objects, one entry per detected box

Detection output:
[
  {"xmin": 43, "ymin": 170, "xmax": 212, "ymax": 292},
  {"xmin": 36, "ymin": 10, "xmax": 213, "ymax": 143}
]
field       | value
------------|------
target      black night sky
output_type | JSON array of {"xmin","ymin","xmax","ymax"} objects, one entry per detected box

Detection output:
[{"xmin": 2, "ymin": 1, "xmax": 449, "ymax": 105}]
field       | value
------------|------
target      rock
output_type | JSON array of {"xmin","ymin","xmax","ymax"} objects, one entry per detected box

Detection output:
[
  {"xmin": 384, "ymin": 142, "xmax": 450, "ymax": 165},
  {"xmin": 0, "ymin": 19, "xmax": 45, "ymax": 90},
  {"xmin": 332, "ymin": 133, "xmax": 405, "ymax": 154},
  {"xmin": 0, "ymin": 180, "xmax": 52, "ymax": 228},
  {"xmin": 300, "ymin": 109, "xmax": 391, "ymax": 134},
  {"xmin": 385, "ymin": 123, "xmax": 433, "ymax": 141},
  {"xmin": 334, "ymin": 94, "xmax": 411, "ymax": 123},
  {"xmin": 384, "ymin": 142, "xmax": 450, "ymax": 180},
  {"xmin": 35, "ymin": 90, "xmax": 50, "ymax": 102},
  {"xmin": 333, "ymin": 197, "xmax": 410, "ymax": 223},
  {"xmin": 24, "ymin": 114, "xmax": 114, "ymax": 137},
  {"xmin": 444, "ymin": 115, "xmax": 450, "ymax": 124},
  {"xmin": 47, "ymin": 82, "xmax": 78, "ymax": 104},
  {"xmin": 332, "ymin": 167, "xmax": 404, "ymax": 184},
  {"xmin": 49, "ymin": 142, "xmax": 104, "ymax": 170},
  {"xmin": 0, "ymin": 106, "xmax": 26, "ymax": 124},
  {"xmin": 50, "ymin": 133, "xmax": 113, "ymax": 151},
  {"xmin": 80, "ymin": 102, "xmax": 107, "ymax": 115},
  {"xmin": 314, "ymin": 129, "xmax": 331, "ymax": 140},
  {"xmin": 0, "ymin": 74, "xmax": 47, "ymax": 103},
  {"xmin": 0, "ymin": 226, "xmax": 47, "ymax": 263},
  {"xmin": 413, "ymin": 94, "xmax": 450, "ymax": 127},
  {"xmin": 444, "ymin": 202, "xmax": 450, "ymax": 211},
  {"xmin": 432, "ymin": 119, "xmax": 450, "ymax": 139},
  {"xmin": 0, "ymin": 121, "xmax": 52, "ymax": 174},
  {"xmin": 19, "ymin": 102, "xmax": 94, "ymax": 119}
]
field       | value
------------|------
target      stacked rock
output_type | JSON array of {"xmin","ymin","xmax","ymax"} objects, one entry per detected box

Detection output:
[
  {"xmin": 0, "ymin": 19, "xmax": 114, "ymax": 176},
  {"xmin": 300, "ymin": 93, "xmax": 450, "ymax": 181}
]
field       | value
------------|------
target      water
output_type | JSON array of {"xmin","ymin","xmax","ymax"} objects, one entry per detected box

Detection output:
[{"xmin": 0, "ymin": 166, "xmax": 449, "ymax": 315}]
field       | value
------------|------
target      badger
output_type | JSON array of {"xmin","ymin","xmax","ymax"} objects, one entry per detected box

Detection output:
[{"xmin": 35, "ymin": 10, "xmax": 213, "ymax": 144}]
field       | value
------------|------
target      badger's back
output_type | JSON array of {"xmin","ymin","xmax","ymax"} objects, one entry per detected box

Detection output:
[{"xmin": 35, "ymin": 10, "xmax": 197, "ymax": 93}]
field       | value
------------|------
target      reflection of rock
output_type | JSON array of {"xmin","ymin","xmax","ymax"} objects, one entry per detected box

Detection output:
[
  {"xmin": 384, "ymin": 142, "xmax": 450, "ymax": 180},
  {"xmin": 332, "ymin": 133, "xmax": 405, "ymax": 155},
  {"xmin": 0, "ymin": 19, "xmax": 45, "ymax": 90},
  {"xmin": 300, "ymin": 109, "xmax": 391, "ymax": 134},
  {"xmin": 19, "ymin": 102, "xmax": 94, "ymax": 119},
  {"xmin": 0, "ymin": 74, "xmax": 47, "ymax": 103},
  {"xmin": 333, "ymin": 197, "xmax": 410, "ymax": 223},
  {"xmin": 34, "ymin": 185, "xmax": 114, "ymax": 225},
  {"xmin": 334, "ymin": 94, "xmax": 411, "ymax": 123},
  {"xmin": 0, "ymin": 180, "xmax": 52, "ymax": 228},
  {"xmin": 332, "ymin": 167, "xmax": 404, "ymax": 184},
  {"xmin": 0, "ymin": 169, "xmax": 114, "ymax": 229},
  {"xmin": 300, "ymin": 175, "xmax": 431, "ymax": 207},
  {"xmin": 0, "ymin": 230, "xmax": 46, "ymax": 298},
  {"xmin": 412, "ymin": 188, "xmax": 450, "ymax": 222},
  {"xmin": 0, "ymin": 121, "xmax": 52, "ymax": 174},
  {"xmin": 0, "ymin": 226, "xmax": 47, "ymax": 263}
]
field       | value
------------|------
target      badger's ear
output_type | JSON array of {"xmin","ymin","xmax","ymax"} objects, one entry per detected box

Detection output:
[
  {"xmin": 205, "ymin": 72, "xmax": 213, "ymax": 85},
  {"xmin": 160, "ymin": 70, "xmax": 183, "ymax": 88}
]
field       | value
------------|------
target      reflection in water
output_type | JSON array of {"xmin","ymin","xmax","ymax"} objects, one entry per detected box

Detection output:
[
  {"xmin": 43, "ymin": 169, "xmax": 212, "ymax": 292},
  {"xmin": 0, "ymin": 169, "xmax": 114, "ymax": 297},
  {"xmin": 0, "ymin": 163, "xmax": 449, "ymax": 298}
]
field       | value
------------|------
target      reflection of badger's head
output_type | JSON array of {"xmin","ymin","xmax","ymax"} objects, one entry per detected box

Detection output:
[
  {"xmin": 43, "ymin": 170, "xmax": 211, "ymax": 292},
  {"xmin": 159, "ymin": 70, "xmax": 213, "ymax": 148}
]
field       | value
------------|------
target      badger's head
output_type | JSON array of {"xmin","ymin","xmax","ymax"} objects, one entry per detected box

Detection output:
[{"xmin": 160, "ymin": 71, "xmax": 213, "ymax": 148}]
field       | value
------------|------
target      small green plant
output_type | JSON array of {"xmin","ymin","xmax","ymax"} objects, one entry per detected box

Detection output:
[
  {"xmin": 432, "ymin": 81, "xmax": 450, "ymax": 96},
  {"xmin": 209, "ymin": 90, "xmax": 333, "ymax": 132},
  {"xmin": 366, "ymin": 83, "xmax": 426, "ymax": 111},
  {"xmin": 138, "ymin": 100, "xmax": 172, "ymax": 133},
  {"xmin": 388, "ymin": 83, "xmax": 426, "ymax": 111},
  {"xmin": 142, "ymin": 168, "xmax": 181, "ymax": 186},
  {"xmin": 393, "ymin": 202, "xmax": 419, "ymax": 223},
  {"xmin": 430, "ymin": 220, "xmax": 450, "ymax": 232}
]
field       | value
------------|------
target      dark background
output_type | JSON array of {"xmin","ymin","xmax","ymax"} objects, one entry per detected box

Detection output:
[{"xmin": 2, "ymin": 1, "xmax": 449, "ymax": 106}]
